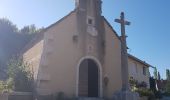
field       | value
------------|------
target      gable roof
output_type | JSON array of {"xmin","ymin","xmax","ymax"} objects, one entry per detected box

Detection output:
[
  {"xmin": 20, "ymin": 31, "xmax": 44, "ymax": 55},
  {"xmin": 20, "ymin": 9, "xmax": 152, "ymax": 69},
  {"xmin": 20, "ymin": 10, "xmax": 76, "ymax": 55},
  {"xmin": 102, "ymin": 16, "xmax": 121, "ymax": 41},
  {"xmin": 42, "ymin": 9, "xmax": 76, "ymax": 34},
  {"xmin": 128, "ymin": 54, "xmax": 152, "ymax": 67}
]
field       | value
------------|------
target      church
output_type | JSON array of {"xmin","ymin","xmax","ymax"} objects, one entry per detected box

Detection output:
[{"xmin": 21, "ymin": 0, "xmax": 151, "ymax": 99}]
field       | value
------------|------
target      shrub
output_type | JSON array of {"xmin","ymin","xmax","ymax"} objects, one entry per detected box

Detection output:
[
  {"xmin": 166, "ymin": 81, "xmax": 170, "ymax": 93},
  {"xmin": 0, "ymin": 81, "xmax": 5, "ymax": 92},
  {"xmin": 135, "ymin": 88, "xmax": 154, "ymax": 97},
  {"xmin": 129, "ymin": 77, "xmax": 148, "ymax": 91},
  {"xmin": 154, "ymin": 91, "xmax": 163, "ymax": 99},
  {"xmin": 7, "ymin": 58, "xmax": 34, "ymax": 92},
  {"xmin": 163, "ymin": 92, "xmax": 170, "ymax": 96},
  {"xmin": 53, "ymin": 92, "xmax": 65, "ymax": 100},
  {"xmin": 0, "ymin": 78, "xmax": 14, "ymax": 93},
  {"xmin": 137, "ymin": 81, "xmax": 147, "ymax": 88}
]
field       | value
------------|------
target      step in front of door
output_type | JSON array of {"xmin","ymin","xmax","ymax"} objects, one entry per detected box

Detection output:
[{"xmin": 78, "ymin": 97, "xmax": 104, "ymax": 100}]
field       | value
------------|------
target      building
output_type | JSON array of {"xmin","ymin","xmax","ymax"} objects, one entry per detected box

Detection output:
[
  {"xmin": 21, "ymin": 0, "xmax": 151, "ymax": 99},
  {"xmin": 128, "ymin": 54, "xmax": 150, "ymax": 88}
]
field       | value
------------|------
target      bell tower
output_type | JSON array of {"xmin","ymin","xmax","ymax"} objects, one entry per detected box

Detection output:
[
  {"xmin": 75, "ymin": 0, "xmax": 104, "ymax": 97},
  {"xmin": 75, "ymin": 0, "xmax": 102, "ymax": 18},
  {"xmin": 75, "ymin": 0, "xmax": 105, "ymax": 63}
]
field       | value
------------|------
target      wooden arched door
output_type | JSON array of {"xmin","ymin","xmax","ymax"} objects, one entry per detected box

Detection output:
[{"xmin": 78, "ymin": 59, "xmax": 99, "ymax": 97}]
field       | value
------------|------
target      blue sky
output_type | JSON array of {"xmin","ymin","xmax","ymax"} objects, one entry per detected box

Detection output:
[{"xmin": 0, "ymin": 0, "xmax": 170, "ymax": 79}]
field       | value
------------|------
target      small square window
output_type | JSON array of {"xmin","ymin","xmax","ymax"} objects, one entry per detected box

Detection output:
[
  {"xmin": 87, "ymin": 16, "xmax": 94, "ymax": 26},
  {"xmin": 88, "ymin": 19, "xmax": 93, "ymax": 25},
  {"xmin": 143, "ymin": 67, "xmax": 146, "ymax": 76}
]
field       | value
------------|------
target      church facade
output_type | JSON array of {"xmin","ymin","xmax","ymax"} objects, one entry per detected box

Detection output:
[{"xmin": 22, "ymin": 0, "xmax": 151, "ymax": 99}]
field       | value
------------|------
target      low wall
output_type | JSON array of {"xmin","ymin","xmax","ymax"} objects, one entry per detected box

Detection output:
[
  {"xmin": 139, "ymin": 96, "xmax": 148, "ymax": 100},
  {"xmin": 0, "ymin": 93, "xmax": 8, "ymax": 100},
  {"xmin": 0, "ymin": 92, "xmax": 33, "ymax": 100}
]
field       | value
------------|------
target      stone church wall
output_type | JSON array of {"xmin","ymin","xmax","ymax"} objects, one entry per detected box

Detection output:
[
  {"xmin": 23, "ymin": 39, "xmax": 44, "ymax": 80},
  {"xmin": 103, "ymin": 20, "xmax": 122, "ymax": 98},
  {"xmin": 37, "ymin": 12, "xmax": 81, "ymax": 97}
]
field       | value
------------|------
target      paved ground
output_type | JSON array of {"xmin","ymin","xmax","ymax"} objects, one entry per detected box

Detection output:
[{"xmin": 161, "ymin": 96, "xmax": 170, "ymax": 100}]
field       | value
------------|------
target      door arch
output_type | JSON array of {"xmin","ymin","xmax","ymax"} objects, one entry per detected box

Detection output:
[{"xmin": 76, "ymin": 56, "xmax": 103, "ymax": 97}]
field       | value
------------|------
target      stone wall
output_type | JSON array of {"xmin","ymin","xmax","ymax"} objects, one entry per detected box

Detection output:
[
  {"xmin": 0, "ymin": 92, "xmax": 33, "ymax": 100},
  {"xmin": 0, "ymin": 93, "xmax": 8, "ymax": 100},
  {"xmin": 139, "ymin": 96, "xmax": 148, "ymax": 100}
]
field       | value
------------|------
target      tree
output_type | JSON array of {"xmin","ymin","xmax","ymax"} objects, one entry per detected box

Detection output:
[
  {"xmin": 158, "ymin": 72, "xmax": 161, "ymax": 80},
  {"xmin": 0, "ymin": 18, "xmax": 19, "ymax": 80},
  {"xmin": 0, "ymin": 18, "xmax": 43, "ymax": 80},
  {"xmin": 166, "ymin": 69, "xmax": 170, "ymax": 81},
  {"xmin": 150, "ymin": 77, "xmax": 156, "ymax": 91},
  {"xmin": 166, "ymin": 81, "xmax": 170, "ymax": 93},
  {"xmin": 153, "ymin": 67, "xmax": 158, "ymax": 80},
  {"xmin": 0, "ymin": 18, "xmax": 18, "ymax": 34},
  {"xmin": 7, "ymin": 57, "xmax": 33, "ymax": 92},
  {"xmin": 0, "ymin": 81, "xmax": 5, "ymax": 92}
]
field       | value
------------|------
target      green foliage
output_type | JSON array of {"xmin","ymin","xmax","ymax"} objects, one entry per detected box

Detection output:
[
  {"xmin": 166, "ymin": 81, "xmax": 170, "ymax": 93},
  {"xmin": 153, "ymin": 67, "xmax": 158, "ymax": 80},
  {"xmin": 129, "ymin": 77, "xmax": 138, "ymax": 91},
  {"xmin": 158, "ymin": 72, "xmax": 161, "ymax": 80},
  {"xmin": 0, "ymin": 78, "xmax": 14, "ymax": 93},
  {"xmin": 7, "ymin": 57, "xmax": 33, "ymax": 92},
  {"xmin": 0, "ymin": 81, "xmax": 5, "ymax": 92},
  {"xmin": 54, "ymin": 92, "xmax": 65, "ymax": 100},
  {"xmin": 53, "ymin": 92, "xmax": 66, "ymax": 100},
  {"xmin": 135, "ymin": 88, "xmax": 154, "ymax": 97},
  {"xmin": 129, "ymin": 77, "xmax": 147, "ymax": 92},
  {"xmin": 166, "ymin": 69, "xmax": 170, "ymax": 80},
  {"xmin": 0, "ymin": 18, "xmax": 43, "ymax": 80},
  {"xmin": 154, "ymin": 91, "xmax": 163, "ymax": 99},
  {"xmin": 6, "ymin": 78, "xmax": 14, "ymax": 91},
  {"xmin": 163, "ymin": 92, "xmax": 170, "ymax": 96},
  {"xmin": 129, "ymin": 77, "xmax": 137, "ymax": 86},
  {"xmin": 0, "ymin": 18, "xmax": 18, "ymax": 33},
  {"xmin": 149, "ymin": 77, "xmax": 156, "ymax": 92},
  {"xmin": 129, "ymin": 77, "xmax": 162, "ymax": 99}
]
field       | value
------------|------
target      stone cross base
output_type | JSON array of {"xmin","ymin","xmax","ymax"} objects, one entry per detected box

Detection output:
[{"xmin": 113, "ymin": 91, "xmax": 139, "ymax": 100}]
